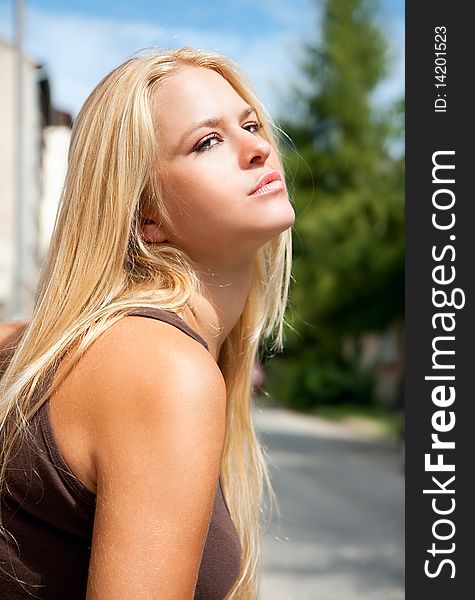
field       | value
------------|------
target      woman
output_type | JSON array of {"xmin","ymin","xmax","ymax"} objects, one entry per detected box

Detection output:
[{"xmin": 0, "ymin": 47, "xmax": 294, "ymax": 599}]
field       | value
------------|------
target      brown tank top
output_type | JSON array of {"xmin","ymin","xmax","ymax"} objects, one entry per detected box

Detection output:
[{"xmin": 0, "ymin": 308, "xmax": 241, "ymax": 599}]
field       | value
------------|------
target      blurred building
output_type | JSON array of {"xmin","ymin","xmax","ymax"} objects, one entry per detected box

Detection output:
[{"xmin": 0, "ymin": 38, "xmax": 71, "ymax": 319}]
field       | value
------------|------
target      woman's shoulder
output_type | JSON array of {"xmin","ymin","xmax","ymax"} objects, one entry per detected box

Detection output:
[
  {"xmin": 62, "ymin": 313, "xmax": 225, "ymax": 427},
  {"xmin": 50, "ymin": 314, "xmax": 226, "ymax": 494},
  {"xmin": 80, "ymin": 316, "xmax": 228, "ymax": 598},
  {"xmin": 85, "ymin": 313, "xmax": 220, "ymax": 391},
  {"xmin": 0, "ymin": 320, "xmax": 27, "ymax": 345},
  {"xmin": 0, "ymin": 320, "xmax": 27, "ymax": 376},
  {"xmin": 90, "ymin": 314, "xmax": 225, "ymax": 432}
]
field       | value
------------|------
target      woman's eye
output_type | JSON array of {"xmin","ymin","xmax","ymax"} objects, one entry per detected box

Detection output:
[
  {"xmin": 194, "ymin": 134, "xmax": 222, "ymax": 153},
  {"xmin": 243, "ymin": 121, "xmax": 263, "ymax": 134}
]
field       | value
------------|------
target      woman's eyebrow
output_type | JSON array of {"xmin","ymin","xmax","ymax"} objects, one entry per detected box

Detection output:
[{"xmin": 177, "ymin": 105, "xmax": 257, "ymax": 148}]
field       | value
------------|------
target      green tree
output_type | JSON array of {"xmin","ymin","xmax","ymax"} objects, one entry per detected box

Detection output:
[{"xmin": 266, "ymin": 0, "xmax": 404, "ymax": 408}]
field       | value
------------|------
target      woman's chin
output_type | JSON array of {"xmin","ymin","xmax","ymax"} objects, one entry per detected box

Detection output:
[
  {"xmin": 261, "ymin": 200, "xmax": 295, "ymax": 235},
  {"xmin": 249, "ymin": 205, "xmax": 295, "ymax": 249}
]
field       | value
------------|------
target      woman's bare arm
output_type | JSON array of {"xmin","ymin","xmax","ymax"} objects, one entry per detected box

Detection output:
[{"xmin": 78, "ymin": 317, "xmax": 227, "ymax": 599}]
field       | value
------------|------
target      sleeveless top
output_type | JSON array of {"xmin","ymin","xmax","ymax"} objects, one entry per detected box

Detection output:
[{"xmin": 0, "ymin": 308, "xmax": 241, "ymax": 599}]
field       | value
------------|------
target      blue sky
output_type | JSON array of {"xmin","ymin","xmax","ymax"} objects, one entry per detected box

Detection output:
[{"xmin": 0, "ymin": 0, "xmax": 404, "ymax": 119}]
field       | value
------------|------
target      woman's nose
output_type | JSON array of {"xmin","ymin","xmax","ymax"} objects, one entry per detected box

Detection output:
[{"xmin": 239, "ymin": 130, "xmax": 272, "ymax": 167}]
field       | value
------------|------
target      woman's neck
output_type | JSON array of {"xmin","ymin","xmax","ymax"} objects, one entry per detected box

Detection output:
[{"xmin": 181, "ymin": 261, "xmax": 254, "ymax": 362}]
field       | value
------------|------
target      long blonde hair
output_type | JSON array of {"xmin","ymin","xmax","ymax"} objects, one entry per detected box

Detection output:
[{"xmin": 0, "ymin": 47, "xmax": 292, "ymax": 599}]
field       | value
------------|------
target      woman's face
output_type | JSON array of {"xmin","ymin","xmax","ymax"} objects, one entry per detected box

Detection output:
[{"xmin": 148, "ymin": 65, "xmax": 295, "ymax": 268}]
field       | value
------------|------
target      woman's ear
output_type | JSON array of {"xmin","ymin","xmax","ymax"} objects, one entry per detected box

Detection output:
[{"xmin": 140, "ymin": 216, "xmax": 169, "ymax": 243}]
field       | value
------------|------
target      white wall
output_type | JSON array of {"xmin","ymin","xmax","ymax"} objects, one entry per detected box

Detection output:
[
  {"xmin": 39, "ymin": 125, "xmax": 70, "ymax": 259},
  {"xmin": 0, "ymin": 39, "xmax": 41, "ymax": 318}
]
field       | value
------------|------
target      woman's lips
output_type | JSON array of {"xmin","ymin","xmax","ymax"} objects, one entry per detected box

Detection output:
[
  {"xmin": 249, "ymin": 170, "xmax": 285, "ymax": 197},
  {"xmin": 251, "ymin": 179, "xmax": 285, "ymax": 196}
]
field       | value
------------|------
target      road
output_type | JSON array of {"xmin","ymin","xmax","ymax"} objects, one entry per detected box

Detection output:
[{"xmin": 253, "ymin": 407, "xmax": 405, "ymax": 600}]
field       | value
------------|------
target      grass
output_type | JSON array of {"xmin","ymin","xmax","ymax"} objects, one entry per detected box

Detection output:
[
  {"xmin": 255, "ymin": 392, "xmax": 403, "ymax": 440},
  {"xmin": 308, "ymin": 403, "xmax": 403, "ymax": 439}
]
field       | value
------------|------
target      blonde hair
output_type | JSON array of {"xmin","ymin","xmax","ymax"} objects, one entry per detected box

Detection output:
[{"xmin": 0, "ymin": 47, "xmax": 292, "ymax": 598}]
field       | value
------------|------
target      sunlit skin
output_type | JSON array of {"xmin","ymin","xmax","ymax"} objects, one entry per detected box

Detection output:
[
  {"xmin": 143, "ymin": 66, "xmax": 295, "ymax": 357},
  {"xmin": 145, "ymin": 66, "xmax": 294, "ymax": 264}
]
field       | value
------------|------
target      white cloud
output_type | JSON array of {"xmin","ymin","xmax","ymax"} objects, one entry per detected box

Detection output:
[
  {"xmin": 21, "ymin": 8, "xmax": 171, "ymax": 115},
  {"xmin": 0, "ymin": 1, "xmax": 403, "ymax": 119},
  {"xmin": 0, "ymin": 3, "xmax": 303, "ymax": 117}
]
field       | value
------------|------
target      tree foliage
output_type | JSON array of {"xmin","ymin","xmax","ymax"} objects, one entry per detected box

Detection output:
[{"xmin": 266, "ymin": 0, "xmax": 404, "ymax": 407}]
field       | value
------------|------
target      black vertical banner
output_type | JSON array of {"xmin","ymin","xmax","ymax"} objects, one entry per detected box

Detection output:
[{"xmin": 406, "ymin": 2, "xmax": 474, "ymax": 599}]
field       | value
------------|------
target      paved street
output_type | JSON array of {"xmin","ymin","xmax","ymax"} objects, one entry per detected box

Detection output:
[{"xmin": 253, "ymin": 407, "xmax": 405, "ymax": 600}]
